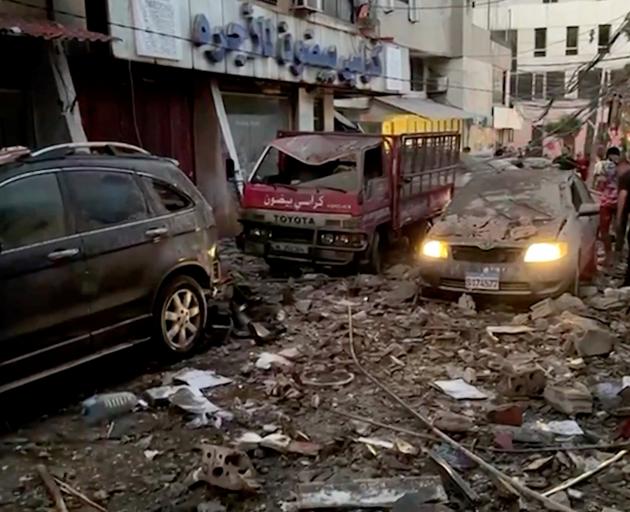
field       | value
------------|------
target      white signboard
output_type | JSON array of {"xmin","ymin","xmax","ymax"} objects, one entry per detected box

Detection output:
[{"xmin": 131, "ymin": 0, "xmax": 182, "ymax": 61}]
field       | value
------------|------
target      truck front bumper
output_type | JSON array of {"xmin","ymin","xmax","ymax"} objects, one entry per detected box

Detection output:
[{"xmin": 243, "ymin": 239, "xmax": 366, "ymax": 267}]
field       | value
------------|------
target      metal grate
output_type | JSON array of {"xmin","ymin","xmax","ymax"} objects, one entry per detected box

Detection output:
[
  {"xmin": 451, "ymin": 246, "xmax": 523, "ymax": 264},
  {"xmin": 270, "ymin": 226, "xmax": 314, "ymax": 243}
]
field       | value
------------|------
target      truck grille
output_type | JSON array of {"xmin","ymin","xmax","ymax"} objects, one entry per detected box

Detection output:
[
  {"xmin": 451, "ymin": 246, "xmax": 523, "ymax": 263},
  {"xmin": 270, "ymin": 226, "xmax": 314, "ymax": 244}
]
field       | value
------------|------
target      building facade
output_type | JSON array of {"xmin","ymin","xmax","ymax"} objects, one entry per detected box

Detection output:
[
  {"xmin": 336, "ymin": 0, "xmax": 514, "ymax": 152},
  {"xmin": 1, "ymin": 0, "xmax": 409, "ymax": 234},
  {"xmin": 478, "ymin": 0, "xmax": 630, "ymax": 156}
]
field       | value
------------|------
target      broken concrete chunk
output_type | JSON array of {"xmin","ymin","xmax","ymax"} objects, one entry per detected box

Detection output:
[
  {"xmin": 387, "ymin": 282, "xmax": 418, "ymax": 304},
  {"xmin": 544, "ymin": 383, "xmax": 593, "ymax": 415},
  {"xmin": 510, "ymin": 224, "xmax": 537, "ymax": 240},
  {"xmin": 457, "ymin": 294, "xmax": 476, "ymax": 313},
  {"xmin": 530, "ymin": 298, "xmax": 556, "ymax": 319},
  {"xmin": 433, "ymin": 379, "xmax": 489, "ymax": 400},
  {"xmin": 296, "ymin": 477, "xmax": 447, "ymax": 510},
  {"xmin": 574, "ymin": 328, "xmax": 616, "ymax": 357},
  {"xmin": 195, "ymin": 444, "xmax": 260, "ymax": 492},
  {"xmin": 553, "ymin": 293, "xmax": 586, "ymax": 313},
  {"xmin": 295, "ymin": 299, "xmax": 312, "ymax": 314},
  {"xmin": 255, "ymin": 352, "xmax": 293, "ymax": 370},
  {"xmin": 499, "ymin": 367, "xmax": 546, "ymax": 398},
  {"xmin": 433, "ymin": 411, "xmax": 475, "ymax": 433}
]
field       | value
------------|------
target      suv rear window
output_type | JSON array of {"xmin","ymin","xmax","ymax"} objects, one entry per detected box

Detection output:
[
  {"xmin": 144, "ymin": 178, "xmax": 192, "ymax": 213},
  {"xmin": 65, "ymin": 171, "xmax": 148, "ymax": 232},
  {"xmin": 0, "ymin": 173, "xmax": 66, "ymax": 250}
]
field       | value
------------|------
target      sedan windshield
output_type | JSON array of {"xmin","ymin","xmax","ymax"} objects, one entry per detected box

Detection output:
[
  {"xmin": 447, "ymin": 168, "xmax": 565, "ymax": 220},
  {"xmin": 251, "ymin": 147, "xmax": 358, "ymax": 192}
]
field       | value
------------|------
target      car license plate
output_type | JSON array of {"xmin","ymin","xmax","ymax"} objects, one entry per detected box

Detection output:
[
  {"xmin": 465, "ymin": 272, "xmax": 500, "ymax": 291},
  {"xmin": 270, "ymin": 242, "xmax": 309, "ymax": 255}
]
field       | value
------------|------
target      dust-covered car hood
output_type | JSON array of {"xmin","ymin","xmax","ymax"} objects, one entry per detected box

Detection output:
[{"xmin": 432, "ymin": 168, "xmax": 570, "ymax": 244}]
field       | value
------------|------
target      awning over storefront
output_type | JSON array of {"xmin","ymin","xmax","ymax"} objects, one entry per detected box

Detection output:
[
  {"xmin": 0, "ymin": 15, "xmax": 113, "ymax": 42},
  {"xmin": 376, "ymin": 96, "xmax": 476, "ymax": 120},
  {"xmin": 493, "ymin": 106, "xmax": 523, "ymax": 130}
]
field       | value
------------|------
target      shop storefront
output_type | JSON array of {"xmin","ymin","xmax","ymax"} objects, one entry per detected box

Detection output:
[{"xmin": 102, "ymin": 0, "xmax": 408, "ymax": 233}]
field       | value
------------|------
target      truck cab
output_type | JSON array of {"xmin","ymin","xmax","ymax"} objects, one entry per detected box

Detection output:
[{"xmin": 239, "ymin": 131, "xmax": 460, "ymax": 273}]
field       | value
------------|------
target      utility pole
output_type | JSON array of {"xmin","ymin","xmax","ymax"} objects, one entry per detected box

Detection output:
[{"xmin": 587, "ymin": 69, "xmax": 608, "ymax": 184}]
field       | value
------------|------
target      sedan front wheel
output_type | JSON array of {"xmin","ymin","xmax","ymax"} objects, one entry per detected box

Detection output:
[{"xmin": 156, "ymin": 276, "xmax": 207, "ymax": 354}]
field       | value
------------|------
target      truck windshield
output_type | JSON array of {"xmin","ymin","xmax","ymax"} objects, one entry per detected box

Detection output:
[{"xmin": 251, "ymin": 147, "xmax": 358, "ymax": 192}]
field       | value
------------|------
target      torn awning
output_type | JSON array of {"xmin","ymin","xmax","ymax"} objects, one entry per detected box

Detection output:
[
  {"xmin": 270, "ymin": 134, "xmax": 381, "ymax": 166},
  {"xmin": 376, "ymin": 96, "xmax": 476, "ymax": 120},
  {"xmin": 0, "ymin": 15, "xmax": 114, "ymax": 42}
]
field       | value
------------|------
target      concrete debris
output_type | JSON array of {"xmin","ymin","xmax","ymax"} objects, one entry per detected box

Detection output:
[
  {"xmin": 499, "ymin": 366, "xmax": 546, "ymax": 398},
  {"xmin": 553, "ymin": 293, "xmax": 586, "ymax": 313},
  {"xmin": 168, "ymin": 387, "xmax": 233, "ymax": 428},
  {"xmin": 295, "ymin": 477, "xmax": 447, "ymax": 510},
  {"xmin": 547, "ymin": 491, "xmax": 571, "ymax": 510},
  {"xmin": 295, "ymin": 299, "xmax": 312, "ymax": 314},
  {"xmin": 433, "ymin": 411, "xmax": 475, "ymax": 433},
  {"xmin": 588, "ymin": 295, "xmax": 625, "ymax": 311},
  {"xmin": 194, "ymin": 444, "xmax": 260, "ymax": 492},
  {"xmin": 387, "ymin": 281, "xmax": 418, "ymax": 304},
  {"xmin": 534, "ymin": 420, "xmax": 584, "ymax": 437},
  {"xmin": 170, "ymin": 368, "xmax": 233, "ymax": 390},
  {"xmin": 255, "ymin": 352, "xmax": 294, "ymax": 370},
  {"xmin": 530, "ymin": 298, "xmax": 556, "ymax": 319},
  {"xmin": 432, "ymin": 379, "xmax": 489, "ymax": 400},
  {"xmin": 486, "ymin": 325, "xmax": 533, "ymax": 341},
  {"xmin": 457, "ymin": 294, "xmax": 476, "ymax": 313},
  {"xmin": 510, "ymin": 224, "xmax": 537, "ymax": 240},
  {"xmin": 524, "ymin": 455, "xmax": 555, "ymax": 471},
  {"xmin": 544, "ymin": 383, "xmax": 593, "ymax": 415},
  {"xmin": 197, "ymin": 500, "xmax": 226, "ymax": 512},
  {"xmin": 235, "ymin": 432, "xmax": 321, "ymax": 456},
  {"xmin": 574, "ymin": 328, "xmax": 616, "ymax": 357}
]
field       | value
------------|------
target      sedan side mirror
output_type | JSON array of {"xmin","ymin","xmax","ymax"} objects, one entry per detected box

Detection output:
[{"xmin": 578, "ymin": 203, "xmax": 599, "ymax": 217}]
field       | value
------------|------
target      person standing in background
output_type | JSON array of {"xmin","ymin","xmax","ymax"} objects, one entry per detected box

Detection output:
[
  {"xmin": 614, "ymin": 150, "xmax": 630, "ymax": 255},
  {"xmin": 595, "ymin": 147, "xmax": 621, "ymax": 266}
]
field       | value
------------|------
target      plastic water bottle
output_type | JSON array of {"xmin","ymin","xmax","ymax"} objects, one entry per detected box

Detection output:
[{"xmin": 82, "ymin": 392, "xmax": 139, "ymax": 424}]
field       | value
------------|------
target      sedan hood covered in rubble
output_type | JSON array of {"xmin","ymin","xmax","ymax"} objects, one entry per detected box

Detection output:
[
  {"xmin": 270, "ymin": 134, "xmax": 381, "ymax": 165},
  {"xmin": 432, "ymin": 168, "xmax": 570, "ymax": 243}
]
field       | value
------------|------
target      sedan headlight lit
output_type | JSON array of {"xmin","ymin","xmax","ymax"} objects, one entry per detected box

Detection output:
[
  {"xmin": 523, "ymin": 242, "xmax": 567, "ymax": 263},
  {"xmin": 420, "ymin": 240, "xmax": 448, "ymax": 259}
]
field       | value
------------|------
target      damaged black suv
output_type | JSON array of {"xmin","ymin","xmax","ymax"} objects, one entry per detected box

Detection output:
[{"xmin": 0, "ymin": 143, "xmax": 220, "ymax": 394}]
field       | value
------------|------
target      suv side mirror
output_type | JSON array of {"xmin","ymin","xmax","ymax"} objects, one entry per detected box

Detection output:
[{"xmin": 578, "ymin": 203, "xmax": 599, "ymax": 217}]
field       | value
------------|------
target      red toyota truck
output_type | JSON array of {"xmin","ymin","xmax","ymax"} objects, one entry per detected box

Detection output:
[{"xmin": 238, "ymin": 131, "xmax": 460, "ymax": 273}]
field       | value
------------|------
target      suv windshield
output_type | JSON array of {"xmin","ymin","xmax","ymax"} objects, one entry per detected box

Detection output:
[{"xmin": 251, "ymin": 147, "xmax": 358, "ymax": 192}]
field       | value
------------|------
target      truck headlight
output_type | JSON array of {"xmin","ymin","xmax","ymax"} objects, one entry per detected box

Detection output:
[
  {"xmin": 250, "ymin": 227, "xmax": 270, "ymax": 239},
  {"xmin": 523, "ymin": 242, "xmax": 567, "ymax": 263},
  {"xmin": 320, "ymin": 233, "xmax": 335, "ymax": 245},
  {"xmin": 420, "ymin": 240, "xmax": 448, "ymax": 259}
]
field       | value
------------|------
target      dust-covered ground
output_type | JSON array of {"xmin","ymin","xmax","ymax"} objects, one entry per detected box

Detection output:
[{"xmin": 1, "ymin": 245, "xmax": 629, "ymax": 512}]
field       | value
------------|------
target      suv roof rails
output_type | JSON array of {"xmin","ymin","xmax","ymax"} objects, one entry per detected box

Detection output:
[
  {"xmin": 0, "ymin": 146, "xmax": 31, "ymax": 166},
  {"xmin": 31, "ymin": 142, "xmax": 151, "ymax": 158}
]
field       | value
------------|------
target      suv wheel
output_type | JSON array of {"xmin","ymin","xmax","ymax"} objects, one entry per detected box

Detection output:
[{"xmin": 156, "ymin": 276, "xmax": 207, "ymax": 353}]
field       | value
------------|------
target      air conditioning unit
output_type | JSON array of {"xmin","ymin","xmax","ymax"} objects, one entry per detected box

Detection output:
[{"xmin": 292, "ymin": 0, "xmax": 323, "ymax": 14}]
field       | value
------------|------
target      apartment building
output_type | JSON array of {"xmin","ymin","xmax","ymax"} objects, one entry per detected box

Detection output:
[
  {"xmin": 337, "ymin": 0, "xmax": 515, "ymax": 151},
  {"xmin": 477, "ymin": 0, "xmax": 630, "ymax": 155}
]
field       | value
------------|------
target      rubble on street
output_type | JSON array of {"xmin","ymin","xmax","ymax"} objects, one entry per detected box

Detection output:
[{"xmin": 1, "ymin": 244, "xmax": 630, "ymax": 512}]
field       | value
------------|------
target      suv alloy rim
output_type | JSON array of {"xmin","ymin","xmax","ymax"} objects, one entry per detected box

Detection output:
[{"xmin": 163, "ymin": 289, "xmax": 201, "ymax": 349}]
